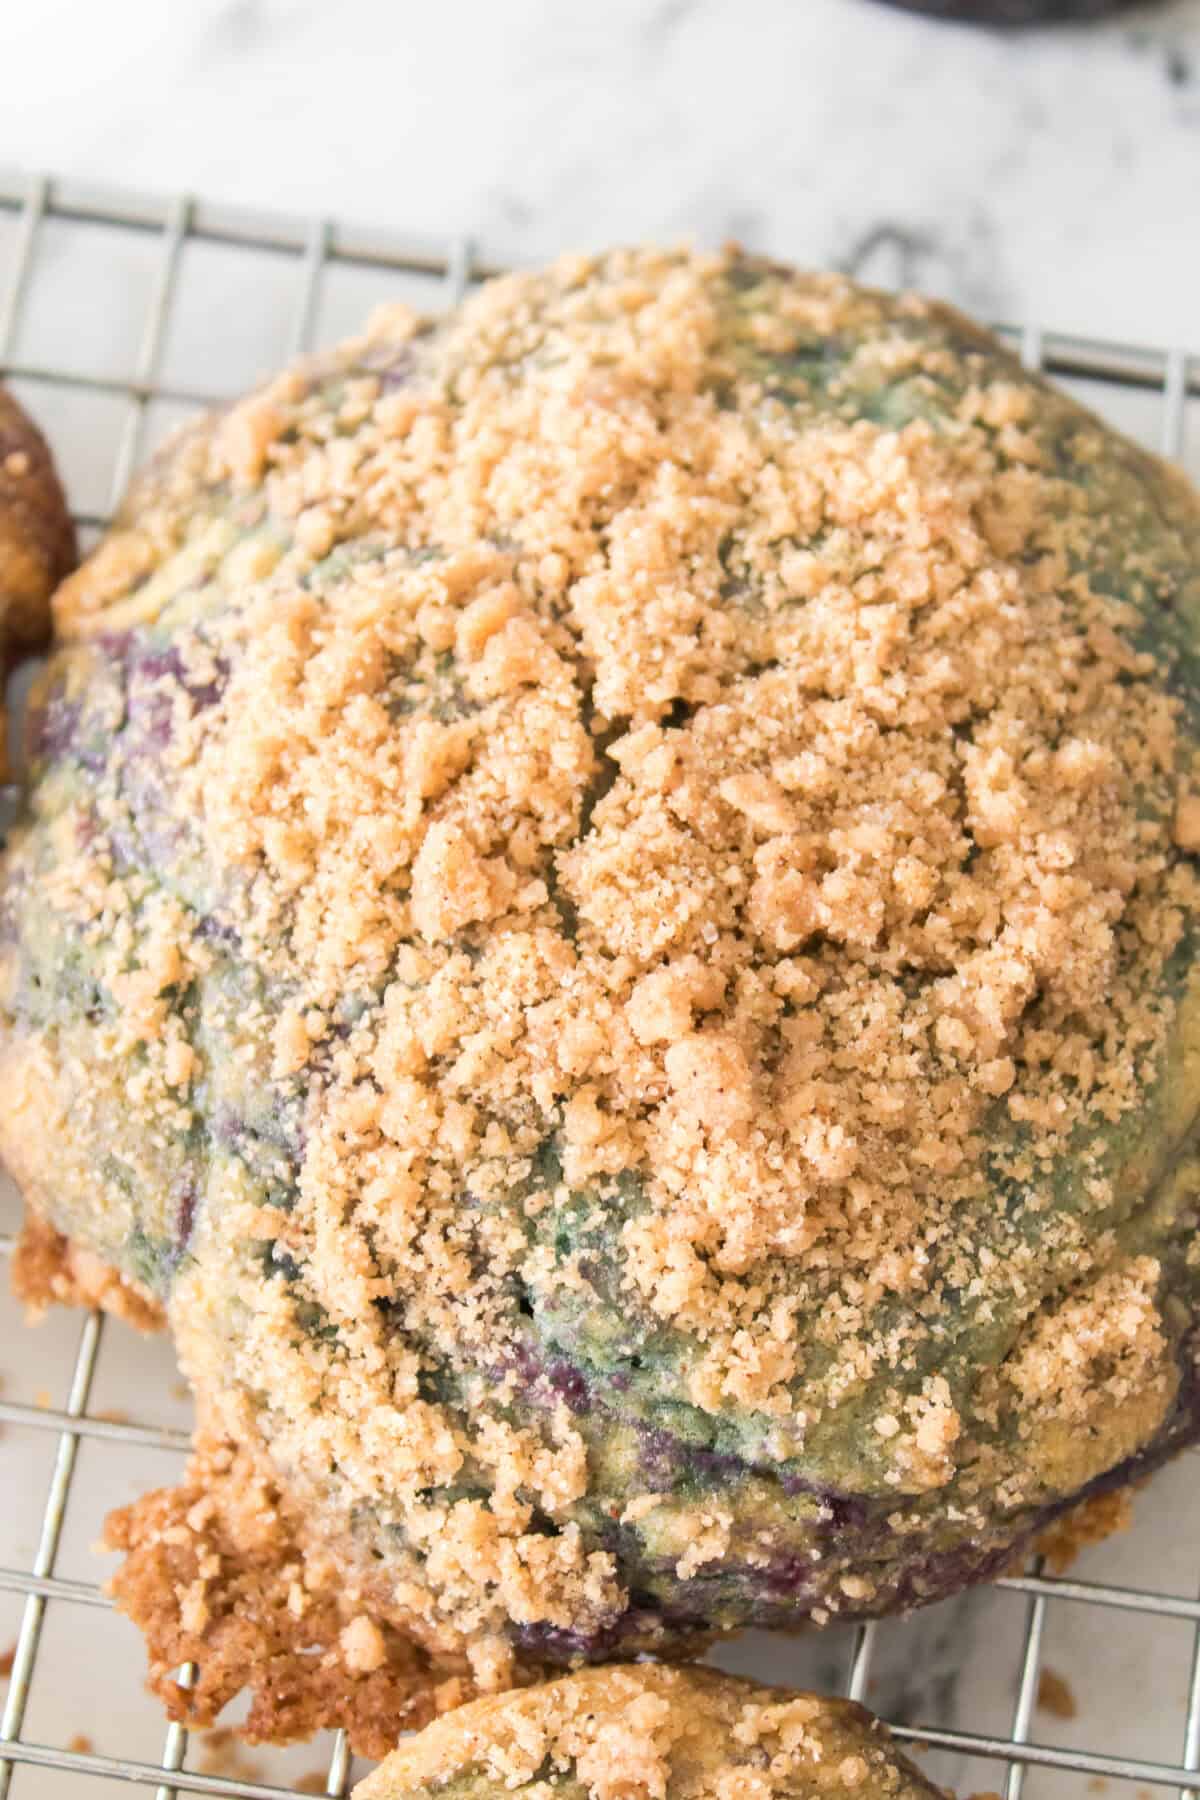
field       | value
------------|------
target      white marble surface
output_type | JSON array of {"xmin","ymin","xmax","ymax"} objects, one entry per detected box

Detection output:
[{"xmin": 1, "ymin": 0, "xmax": 1199, "ymax": 347}]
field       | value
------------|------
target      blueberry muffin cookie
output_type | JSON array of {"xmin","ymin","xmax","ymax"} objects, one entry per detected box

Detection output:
[
  {"xmin": 3, "ymin": 250, "xmax": 1200, "ymax": 1700},
  {"xmin": 0, "ymin": 385, "xmax": 74, "ymax": 777},
  {"xmin": 355, "ymin": 1666, "xmax": 940, "ymax": 1800}
]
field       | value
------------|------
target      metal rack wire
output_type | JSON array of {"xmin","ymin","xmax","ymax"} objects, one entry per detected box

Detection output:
[{"xmin": 0, "ymin": 166, "xmax": 1197, "ymax": 1800}]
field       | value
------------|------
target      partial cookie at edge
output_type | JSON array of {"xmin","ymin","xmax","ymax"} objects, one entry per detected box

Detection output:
[{"xmin": 0, "ymin": 385, "xmax": 75, "ymax": 776}]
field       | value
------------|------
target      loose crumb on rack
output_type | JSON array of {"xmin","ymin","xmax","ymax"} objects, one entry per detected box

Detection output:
[
  {"xmin": 1036, "ymin": 1490, "xmax": 1134, "ymax": 1572},
  {"xmin": 1036, "ymin": 1669, "xmax": 1078, "ymax": 1720},
  {"xmin": 194, "ymin": 1726, "xmax": 265, "ymax": 1783},
  {"xmin": 66, "ymin": 1733, "xmax": 93, "ymax": 1754},
  {"xmin": 0, "ymin": 1644, "xmax": 15, "ymax": 1679}
]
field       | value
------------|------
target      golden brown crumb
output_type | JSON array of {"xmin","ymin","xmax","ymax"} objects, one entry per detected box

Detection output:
[
  {"xmin": 103, "ymin": 1429, "xmax": 478, "ymax": 1756},
  {"xmin": 342, "ymin": 1614, "xmax": 389, "ymax": 1674},
  {"xmin": 1036, "ymin": 1489, "xmax": 1134, "ymax": 1572},
  {"xmin": 1036, "ymin": 1669, "xmax": 1078, "ymax": 1720},
  {"xmin": 0, "ymin": 1644, "xmax": 14, "ymax": 1679},
  {"xmin": 66, "ymin": 1733, "xmax": 93, "ymax": 1754},
  {"xmin": 195, "ymin": 1725, "xmax": 264, "ymax": 1783}
]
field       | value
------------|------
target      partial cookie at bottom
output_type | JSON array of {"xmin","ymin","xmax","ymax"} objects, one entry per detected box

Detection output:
[{"xmin": 354, "ymin": 1665, "xmax": 943, "ymax": 1800}]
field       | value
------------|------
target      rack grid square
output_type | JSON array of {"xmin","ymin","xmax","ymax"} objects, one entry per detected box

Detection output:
[{"xmin": 0, "ymin": 167, "xmax": 1197, "ymax": 1800}]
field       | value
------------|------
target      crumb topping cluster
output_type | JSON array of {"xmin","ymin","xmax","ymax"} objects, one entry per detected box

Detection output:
[{"xmin": 9, "ymin": 248, "xmax": 1200, "ymax": 1659}]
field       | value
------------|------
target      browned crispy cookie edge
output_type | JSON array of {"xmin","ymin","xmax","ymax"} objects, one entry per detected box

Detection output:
[
  {"xmin": 11, "ymin": 1210, "xmax": 164, "ymax": 1332},
  {"xmin": 103, "ymin": 1430, "xmax": 483, "ymax": 1756}
]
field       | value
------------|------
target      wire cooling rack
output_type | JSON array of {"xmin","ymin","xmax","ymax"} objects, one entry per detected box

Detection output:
[{"xmin": 0, "ymin": 167, "xmax": 1198, "ymax": 1800}]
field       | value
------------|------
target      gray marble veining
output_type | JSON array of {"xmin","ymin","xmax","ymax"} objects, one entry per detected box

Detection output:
[{"xmin": 0, "ymin": 0, "xmax": 1197, "ymax": 344}]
